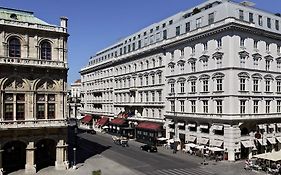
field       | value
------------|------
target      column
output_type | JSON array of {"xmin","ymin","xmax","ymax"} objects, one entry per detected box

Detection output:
[
  {"xmin": 25, "ymin": 142, "xmax": 36, "ymax": 174},
  {"xmin": 224, "ymin": 125, "xmax": 240, "ymax": 161},
  {"xmin": 55, "ymin": 140, "xmax": 67, "ymax": 170}
]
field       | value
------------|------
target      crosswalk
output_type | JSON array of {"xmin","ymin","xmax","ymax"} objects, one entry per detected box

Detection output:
[{"xmin": 146, "ymin": 167, "xmax": 216, "ymax": 175}]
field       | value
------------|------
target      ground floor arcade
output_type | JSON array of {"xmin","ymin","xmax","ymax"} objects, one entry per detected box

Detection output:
[{"xmin": 0, "ymin": 127, "xmax": 68, "ymax": 174}]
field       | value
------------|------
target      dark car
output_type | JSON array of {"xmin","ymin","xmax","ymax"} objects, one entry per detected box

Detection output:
[
  {"xmin": 140, "ymin": 144, "xmax": 157, "ymax": 152},
  {"xmin": 86, "ymin": 129, "xmax": 96, "ymax": 134}
]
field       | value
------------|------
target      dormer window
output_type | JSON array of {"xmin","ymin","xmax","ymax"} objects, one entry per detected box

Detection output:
[{"xmin": 10, "ymin": 13, "xmax": 18, "ymax": 20}]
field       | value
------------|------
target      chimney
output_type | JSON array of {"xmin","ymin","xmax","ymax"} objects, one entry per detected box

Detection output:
[{"xmin": 60, "ymin": 16, "xmax": 68, "ymax": 29}]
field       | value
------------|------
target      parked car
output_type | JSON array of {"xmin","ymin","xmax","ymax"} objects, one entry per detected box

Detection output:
[
  {"xmin": 140, "ymin": 144, "xmax": 157, "ymax": 152},
  {"xmin": 86, "ymin": 129, "xmax": 96, "ymax": 134}
]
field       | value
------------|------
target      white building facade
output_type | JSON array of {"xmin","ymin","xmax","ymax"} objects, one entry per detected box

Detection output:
[{"xmin": 81, "ymin": 0, "xmax": 281, "ymax": 161}]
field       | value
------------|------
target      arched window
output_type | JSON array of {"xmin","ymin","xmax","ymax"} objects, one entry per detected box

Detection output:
[
  {"xmin": 8, "ymin": 38, "xmax": 21, "ymax": 57},
  {"xmin": 40, "ymin": 41, "xmax": 52, "ymax": 60}
]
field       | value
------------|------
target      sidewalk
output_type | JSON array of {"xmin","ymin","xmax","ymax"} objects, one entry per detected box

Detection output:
[{"xmin": 10, "ymin": 154, "xmax": 143, "ymax": 175}]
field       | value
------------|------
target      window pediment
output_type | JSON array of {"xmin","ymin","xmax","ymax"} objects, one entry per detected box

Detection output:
[
  {"xmin": 238, "ymin": 51, "xmax": 249, "ymax": 58},
  {"xmin": 199, "ymin": 55, "xmax": 209, "ymax": 62},
  {"xmin": 264, "ymin": 74, "xmax": 274, "ymax": 80},
  {"xmin": 264, "ymin": 55, "xmax": 273, "ymax": 61},
  {"xmin": 149, "ymin": 71, "xmax": 155, "ymax": 75},
  {"xmin": 177, "ymin": 60, "xmax": 186, "ymax": 65},
  {"xmin": 212, "ymin": 72, "xmax": 225, "ymax": 79},
  {"xmin": 212, "ymin": 52, "xmax": 224, "ymax": 60},
  {"xmin": 187, "ymin": 76, "xmax": 197, "ymax": 81},
  {"xmin": 252, "ymin": 53, "xmax": 262, "ymax": 60},
  {"xmin": 276, "ymin": 75, "xmax": 281, "ymax": 80},
  {"xmin": 168, "ymin": 62, "xmax": 175, "ymax": 67},
  {"xmin": 238, "ymin": 72, "xmax": 250, "ymax": 78},
  {"xmin": 199, "ymin": 74, "xmax": 210, "ymax": 80},
  {"xmin": 187, "ymin": 57, "xmax": 197, "ymax": 63},
  {"xmin": 168, "ymin": 79, "xmax": 176, "ymax": 83},
  {"xmin": 276, "ymin": 57, "xmax": 281, "ymax": 63},
  {"xmin": 177, "ymin": 77, "xmax": 186, "ymax": 82},
  {"xmin": 251, "ymin": 73, "xmax": 262, "ymax": 79},
  {"xmin": 155, "ymin": 70, "xmax": 162, "ymax": 74}
]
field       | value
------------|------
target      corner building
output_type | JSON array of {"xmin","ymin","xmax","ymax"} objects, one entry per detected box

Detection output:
[
  {"xmin": 81, "ymin": 0, "xmax": 281, "ymax": 161},
  {"xmin": 0, "ymin": 7, "xmax": 69, "ymax": 173}
]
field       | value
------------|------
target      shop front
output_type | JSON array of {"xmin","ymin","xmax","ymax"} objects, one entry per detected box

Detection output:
[
  {"xmin": 136, "ymin": 122, "xmax": 164, "ymax": 145},
  {"xmin": 108, "ymin": 118, "xmax": 128, "ymax": 136}
]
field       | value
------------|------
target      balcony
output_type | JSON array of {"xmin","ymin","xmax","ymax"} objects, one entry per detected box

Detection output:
[
  {"xmin": 0, "ymin": 57, "xmax": 67, "ymax": 69},
  {"xmin": 0, "ymin": 119, "xmax": 67, "ymax": 129},
  {"xmin": 114, "ymin": 101, "xmax": 165, "ymax": 107}
]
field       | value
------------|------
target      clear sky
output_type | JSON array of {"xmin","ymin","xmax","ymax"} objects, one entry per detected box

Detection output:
[{"xmin": 1, "ymin": 0, "xmax": 281, "ymax": 84}]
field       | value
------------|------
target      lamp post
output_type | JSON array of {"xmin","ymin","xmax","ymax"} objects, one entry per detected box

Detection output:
[{"xmin": 72, "ymin": 94, "xmax": 78, "ymax": 169}]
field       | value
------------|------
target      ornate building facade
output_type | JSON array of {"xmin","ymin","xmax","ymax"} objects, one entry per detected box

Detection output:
[
  {"xmin": 81, "ymin": 0, "xmax": 281, "ymax": 161},
  {"xmin": 0, "ymin": 7, "xmax": 69, "ymax": 174}
]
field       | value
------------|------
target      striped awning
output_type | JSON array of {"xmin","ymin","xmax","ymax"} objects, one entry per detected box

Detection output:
[
  {"xmin": 210, "ymin": 140, "xmax": 223, "ymax": 147},
  {"xmin": 267, "ymin": 138, "xmax": 276, "ymax": 145},
  {"xmin": 241, "ymin": 140, "xmax": 255, "ymax": 148}
]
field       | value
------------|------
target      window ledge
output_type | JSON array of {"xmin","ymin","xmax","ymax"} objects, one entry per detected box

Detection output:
[
  {"xmin": 200, "ymin": 91, "xmax": 210, "ymax": 94},
  {"xmin": 213, "ymin": 91, "xmax": 224, "ymax": 93},
  {"xmin": 188, "ymin": 92, "xmax": 197, "ymax": 94},
  {"xmin": 265, "ymin": 91, "xmax": 273, "ymax": 94},
  {"xmin": 238, "ymin": 90, "xmax": 249, "ymax": 93},
  {"xmin": 252, "ymin": 91, "xmax": 262, "ymax": 93}
]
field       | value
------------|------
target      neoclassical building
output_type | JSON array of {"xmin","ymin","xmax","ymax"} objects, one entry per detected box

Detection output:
[
  {"xmin": 81, "ymin": 0, "xmax": 281, "ymax": 161},
  {"xmin": 0, "ymin": 7, "xmax": 69, "ymax": 174}
]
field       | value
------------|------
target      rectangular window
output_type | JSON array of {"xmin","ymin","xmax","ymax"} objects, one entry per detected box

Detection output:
[
  {"xmin": 140, "ymin": 77, "xmax": 143, "ymax": 86},
  {"xmin": 191, "ymin": 62, "xmax": 196, "ymax": 72},
  {"xmin": 16, "ymin": 104, "xmax": 25, "ymax": 120},
  {"xmin": 158, "ymin": 73, "xmax": 162, "ymax": 84},
  {"xmin": 191, "ymin": 81, "xmax": 196, "ymax": 93},
  {"xmin": 203, "ymin": 80, "xmax": 209, "ymax": 92},
  {"xmin": 163, "ymin": 30, "xmax": 167, "ymax": 39},
  {"xmin": 239, "ymin": 10, "xmax": 244, "ymax": 20},
  {"xmin": 266, "ymin": 100, "xmax": 271, "ymax": 113},
  {"xmin": 258, "ymin": 15, "xmax": 263, "ymax": 26},
  {"xmin": 265, "ymin": 80, "xmax": 271, "ymax": 92},
  {"xmin": 240, "ymin": 100, "xmax": 246, "ymax": 114},
  {"xmin": 48, "ymin": 104, "xmax": 55, "ymax": 119},
  {"xmin": 203, "ymin": 100, "xmax": 208, "ymax": 113},
  {"xmin": 217, "ymin": 39, "xmax": 222, "ymax": 48},
  {"xmin": 4, "ymin": 104, "xmax": 13, "ymax": 120},
  {"xmin": 159, "ymin": 109, "xmax": 162, "ymax": 117},
  {"xmin": 37, "ymin": 104, "xmax": 45, "ymax": 119},
  {"xmin": 276, "ymin": 20, "xmax": 280, "ymax": 30},
  {"xmin": 158, "ymin": 91, "xmax": 162, "ymax": 101},
  {"xmin": 152, "ymin": 91, "xmax": 155, "ymax": 102},
  {"xmin": 180, "ymin": 82, "xmax": 185, "ymax": 93},
  {"xmin": 145, "ymin": 76, "xmax": 148, "ymax": 86},
  {"xmin": 152, "ymin": 75, "xmax": 155, "ymax": 85},
  {"xmin": 216, "ymin": 100, "xmax": 222, "ymax": 114},
  {"xmin": 240, "ymin": 38, "xmax": 245, "ymax": 47},
  {"xmin": 138, "ymin": 40, "xmax": 141, "ymax": 49},
  {"xmin": 176, "ymin": 26, "xmax": 180, "ymax": 36},
  {"xmin": 277, "ymin": 81, "xmax": 281, "ymax": 93},
  {"xmin": 249, "ymin": 12, "xmax": 254, "ymax": 23},
  {"xmin": 277, "ymin": 100, "xmax": 281, "ymax": 113},
  {"xmin": 240, "ymin": 78, "xmax": 246, "ymax": 91},
  {"xmin": 170, "ymin": 83, "xmax": 175, "ymax": 93},
  {"xmin": 267, "ymin": 18, "xmax": 271, "ymax": 28},
  {"xmin": 146, "ymin": 92, "xmax": 149, "ymax": 102},
  {"xmin": 253, "ymin": 79, "xmax": 259, "ymax": 92},
  {"xmin": 171, "ymin": 100, "xmax": 175, "ymax": 112},
  {"xmin": 191, "ymin": 100, "xmax": 196, "ymax": 113},
  {"xmin": 185, "ymin": 22, "xmax": 190, "ymax": 32},
  {"xmin": 216, "ymin": 79, "xmax": 222, "ymax": 91},
  {"xmin": 132, "ymin": 43, "xmax": 135, "ymax": 50},
  {"xmin": 265, "ymin": 60, "xmax": 270, "ymax": 71},
  {"xmin": 254, "ymin": 40, "xmax": 258, "ymax": 49},
  {"xmin": 180, "ymin": 100, "xmax": 185, "ymax": 112},
  {"xmin": 196, "ymin": 18, "xmax": 202, "ymax": 28},
  {"xmin": 140, "ymin": 92, "xmax": 143, "ymax": 102},
  {"xmin": 208, "ymin": 13, "xmax": 214, "ymax": 24},
  {"xmin": 253, "ymin": 100, "xmax": 259, "ymax": 113},
  {"xmin": 169, "ymin": 20, "xmax": 173, "ymax": 25}
]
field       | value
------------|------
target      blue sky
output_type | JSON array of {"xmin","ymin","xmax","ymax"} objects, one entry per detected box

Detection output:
[{"xmin": 1, "ymin": 0, "xmax": 280, "ymax": 84}]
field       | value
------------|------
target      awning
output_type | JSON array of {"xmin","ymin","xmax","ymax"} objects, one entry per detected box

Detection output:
[
  {"xmin": 97, "ymin": 117, "xmax": 109, "ymax": 127},
  {"xmin": 210, "ymin": 140, "xmax": 223, "ymax": 147},
  {"xmin": 268, "ymin": 124, "xmax": 275, "ymax": 129},
  {"xmin": 277, "ymin": 137, "xmax": 281, "ymax": 143},
  {"xmin": 209, "ymin": 147, "xmax": 224, "ymax": 152},
  {"xmin": 188, "ymin": 123, "xmax": 196, "ymax": 128},
  {"xmin": 110, "ymin": 118, "xmax": 126, "ymax": 126},
  {"xmin": 187, "ymin": 135, "xmax": 196, "ymax": 142},
  {"xmin": 241, "ymin": 140, "xmax": 255, "ymax": 148},
  {"xmin": 198, "ymin": 137, "xmax": 209, "ymax": 145},
  {"xmin": 82, "ymin": 115, "xmax": 92, "ymax": 123},
  {"xmin": 185, "ymin": 143, "xmax": 197, "ymax": 148},
  {"xmin": 136, "ymin": 122, "xmax": 162, "ymax": 131},
  {"xmin": 267, "ymin": 138, "xmax": 276, "ymax": 145},
  {"xmin": 177, "ymin": 122, "xmax": 185, "ymax": 126},
  {"xmin": 253, "ymin": 151, "xmax": 281, "ymax": 162},
  {"xmin": 212, "ymin": 125, "xmax": 223, "ymax": 130},
  {"xmin": 258, "ymin": 124, "xmax": 267, "ymax": 130},
  {"xmin": 200, "ymin": 125, "xmax": 209, "ymax": 129},
  {"xmin": 258, "ymin": 139, "xmax": 267, "ymax": 146}
]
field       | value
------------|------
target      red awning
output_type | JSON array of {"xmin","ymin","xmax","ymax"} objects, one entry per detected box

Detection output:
[
  {"xmin": 97, "ymin": 117, "xmax": 109, "ymax": 127},
  {"xmin": 82, "ymin": 115, "xmax": 92, "ymax": 123},
  {"xmin": 110, "ymin": 118, "xmax": 126, "ymax": 125},
  {"xmin": 136, "ymin": 122, "xmax": 162, "ymax": 131}
]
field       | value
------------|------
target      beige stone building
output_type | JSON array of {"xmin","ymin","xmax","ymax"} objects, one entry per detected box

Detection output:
[{"xmin": 0, "ymin": 7, "xmax": 69, "ymax": 174}]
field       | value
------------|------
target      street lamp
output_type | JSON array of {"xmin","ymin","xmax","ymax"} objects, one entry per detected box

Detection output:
[{"xmin": 72, "ymin": 94, "xmax": 79, "ymax": 169}]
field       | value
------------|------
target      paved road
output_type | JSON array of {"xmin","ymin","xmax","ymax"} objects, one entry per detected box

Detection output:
[{"xmin": 76, "ymin": 132, "xmax": 213, "ymax": 175}]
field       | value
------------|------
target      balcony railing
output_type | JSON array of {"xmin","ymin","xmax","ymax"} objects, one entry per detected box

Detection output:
[
  {"xmin": 0, "ymin": 119, "xmax": 67, "ymax": 129},
  {"xmin": 0, "ymin": 57, "xmax": 67, "ymax": 69}
]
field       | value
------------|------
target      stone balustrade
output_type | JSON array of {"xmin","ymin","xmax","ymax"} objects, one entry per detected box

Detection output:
[{"xmin": 0, "ymin": 119, "xmax": 67, "ymax": 129}]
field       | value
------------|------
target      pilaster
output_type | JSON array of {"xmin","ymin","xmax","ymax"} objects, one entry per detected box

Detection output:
[
  {"xmin": 55, "ymin": 140, "xmax": 68, "ymax": 170},
  {"xmin": 25, "ymin": 142, "xmax": 36, "ymax": 174}
]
